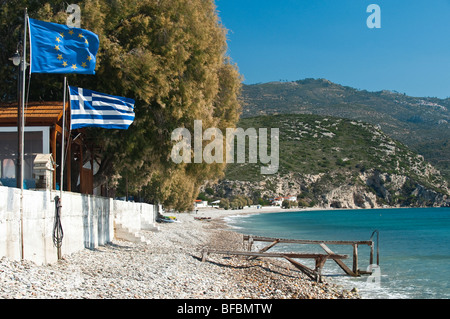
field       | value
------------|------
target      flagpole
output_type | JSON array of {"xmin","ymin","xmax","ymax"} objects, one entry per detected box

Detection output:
[
  {"xmin": 57, "ymin": 76, "xmax": 67, "ymax": 261},
  {"xmin": 19, "ymin": 8, "xmax": 28, "ymax": 262},
  {"xmin": 61, "ymin": 76, "xmax": 67, "ymax": 198}
]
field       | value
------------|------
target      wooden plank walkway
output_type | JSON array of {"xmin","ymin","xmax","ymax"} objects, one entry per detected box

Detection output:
[
  {"xmin": 201, "ymin": 248, "xmax": 346, "ymax": 282},
  {"xmin": 243, "ymin": 234, "xmax": 378, "ymax": 277},
  {"xmin": 201, "ymin": 232, "xmax": 379, "ymax": 283}
]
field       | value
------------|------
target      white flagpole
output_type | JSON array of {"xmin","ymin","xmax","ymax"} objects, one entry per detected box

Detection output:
[
  {"xmin": 19, "ymin": 8, "xmax": 28, "ymax": 262},
  {"xmin": 61, "ymin": 76, "xmax": 67, "ymax": 198},
  {"xmin": 57, "ymin": 76, "xmax": 67, "ymax": 261}
]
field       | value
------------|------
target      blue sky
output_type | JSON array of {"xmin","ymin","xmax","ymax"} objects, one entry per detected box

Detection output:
[{"xmin": 216, "ymin": 0, "xmax": 450, "ymax": 98}]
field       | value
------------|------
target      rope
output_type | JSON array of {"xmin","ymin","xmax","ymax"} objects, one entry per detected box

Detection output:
[{"xmin": 53, "ymin": 196, "xmax": 64, "ymax": 248}]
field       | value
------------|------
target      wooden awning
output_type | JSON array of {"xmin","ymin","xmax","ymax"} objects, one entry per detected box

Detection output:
[
  {"xmin": 0, "ymin": 101, "xmax": 68, "ymax": 126},
  {"xmin": 0, "ymin": 101, "xmax": 102, "ymax": 195},
  {"xmin": 0, "ymin": 101, "xmax": 73, "ymax": 192}
]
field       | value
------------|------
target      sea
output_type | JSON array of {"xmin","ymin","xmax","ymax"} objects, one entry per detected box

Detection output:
[{"xmin": 224, "ymin": 207, "xmax": 450, "ymax": 299}]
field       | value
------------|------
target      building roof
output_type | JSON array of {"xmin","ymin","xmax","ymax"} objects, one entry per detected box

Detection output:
[{"xmin": 0, "ymin": 101, "xmax": 68, "ymax": 126}]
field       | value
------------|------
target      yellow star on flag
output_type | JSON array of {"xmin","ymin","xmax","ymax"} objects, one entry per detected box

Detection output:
[{"xmin": 28, "ymin": 18, "xmax": 99, "ymax": 74}]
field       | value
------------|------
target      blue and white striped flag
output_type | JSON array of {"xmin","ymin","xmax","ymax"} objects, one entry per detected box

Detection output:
[{"xmin": 69, "ymin": 86, "xmax": 135, "ymax": 130}]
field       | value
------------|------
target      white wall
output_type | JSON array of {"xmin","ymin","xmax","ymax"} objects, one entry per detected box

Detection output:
[{"xmin": 0, "ymin": 185, "xmax": 156, "ymax": 265}]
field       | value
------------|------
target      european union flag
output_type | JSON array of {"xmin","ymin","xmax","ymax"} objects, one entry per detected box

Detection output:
[{"xmin": 28, "ymin": 18, "xmax": 99, "ymax": 74}]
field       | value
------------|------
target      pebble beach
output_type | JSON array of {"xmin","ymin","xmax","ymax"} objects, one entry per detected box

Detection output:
[{"xmin": 0, "ymin": 206, "xmax": 359, "ymax": 299}]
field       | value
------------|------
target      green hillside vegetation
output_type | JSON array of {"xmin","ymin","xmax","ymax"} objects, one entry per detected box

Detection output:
[
  {"xmin": 222, "ymin": 114, "xmax": 448, "ymax": 206},
  {"xmin": 241, "ymin": 79, "xmax": 450, "ymax": 181}
]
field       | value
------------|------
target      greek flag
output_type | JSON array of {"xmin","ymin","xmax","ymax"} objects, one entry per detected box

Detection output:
[{"xmin": 69, "ymin": 86, "xmax": 135, "ymax": 130}]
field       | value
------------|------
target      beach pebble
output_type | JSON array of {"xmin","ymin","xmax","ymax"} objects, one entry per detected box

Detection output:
[{"xmin": 0, "ymin": 207, "xmax": 359, "ymax": 299}]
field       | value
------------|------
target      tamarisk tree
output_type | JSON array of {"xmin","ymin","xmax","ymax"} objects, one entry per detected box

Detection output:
[{"xmin": 0, "ymin": 0, "xmax": 242, "ymax": 211}]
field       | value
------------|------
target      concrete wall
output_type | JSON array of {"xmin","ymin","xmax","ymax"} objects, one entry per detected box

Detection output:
[{"xmin": 0, "ymin": 185, "xmax": 156, "ymax": 265}]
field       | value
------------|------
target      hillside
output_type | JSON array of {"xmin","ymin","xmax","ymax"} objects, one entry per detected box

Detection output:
[
  {"xmin": 241, "ymin": 79, "xmax": 450, "ymax": 181},
  {"xmin": 206, "ymin": 114, "xmax": 449, "ymax": 209}
]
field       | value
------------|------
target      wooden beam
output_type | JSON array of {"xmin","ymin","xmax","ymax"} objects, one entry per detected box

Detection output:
[
  {"xmin": 247, "ymin": 236, "xmax": 253, "ymax": 251},
  {"xmin": 201, "ymin": 249, "xmax": 347, "ymax": 260},
  {"xmin": 248, "ymin": 239, "xmax": 280, "ymax": 261},
  {"xmin": 54, "ymin": 123, "xmax": 63, "ymax": 135},
  {"xmin": 353, "ymin": 244, "xmax": 359, "ymax": 276},
  {"xmin": 57, "ymin": 102, "xmax": 69, "ymax": 122},
  {"xmin": 242, "ymin": 234, "xmax": 373, "ymax": 278},
  {"xmin": 284, "ymin": 256, "xmax": 319, "ymax": 282},
  {"xmin": 320, "ymin": 243, "xmax": 357, "ymax": 277},
  {"xmin": 201, "ymin": 248, "xmax": 333, "ymax": 282},
  {"xmin": 243, "ymin": 235, "xmax": 373, "ymax": 246},
  {"xmin": 315, "ymin": 255, "xmax": 329, "ymax": 273},
  {"xmin": 258, "ymin": 239, "xmax": 280, "ymax": 253}
]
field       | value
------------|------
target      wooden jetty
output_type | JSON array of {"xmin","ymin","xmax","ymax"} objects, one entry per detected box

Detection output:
[{"xmin": 201, "ymin": 231, "xmax": 379, "ymax": 283}]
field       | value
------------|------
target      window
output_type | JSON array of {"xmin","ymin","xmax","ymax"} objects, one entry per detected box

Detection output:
[
  {"xmin": 1, "ymin": 159, "xmax": 15, "ymax": 178},
  {"xmin": 0, "ymin": 127, "xmax": 49, "ymax": 185}
]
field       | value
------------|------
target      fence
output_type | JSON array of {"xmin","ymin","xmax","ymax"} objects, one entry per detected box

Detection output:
[{"xmin": 0, "ymin": 185, "xmax": 157, "ymax": 265}]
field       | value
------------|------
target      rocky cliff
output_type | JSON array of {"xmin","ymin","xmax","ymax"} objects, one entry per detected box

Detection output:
[
  {"xmin": 203, "ymin": 114, "xmax": 449, "ymax": 208},
  {"xmin": 208, "ymin": 169, "xmax": 449, "ymax": 209}
]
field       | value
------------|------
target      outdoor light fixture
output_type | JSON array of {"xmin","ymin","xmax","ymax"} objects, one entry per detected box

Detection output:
[
  {"xmin": 10, "ymin": 45, "xmax": 25, "ymax": 190},
  {"xmin": 9, "ymin": 50, "xmax": 21, "ymax": 66}
]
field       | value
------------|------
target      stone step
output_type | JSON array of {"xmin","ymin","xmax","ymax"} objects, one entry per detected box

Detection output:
[
  {"xmin": 141, "ymin": 220, "xmax": 160, "ymax": 232},
  {"xmin": 114, "ymin": 223, "xmax": 152, "ymax": 245}
]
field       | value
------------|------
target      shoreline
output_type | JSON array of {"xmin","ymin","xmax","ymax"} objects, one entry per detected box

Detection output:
[
  {"xmin": 165, "ymin": 206, "xmax": 362, "ymax": 299},
  {"xmin": 0, "ymin": 205, "xmax": 360, "ymax": 299}
]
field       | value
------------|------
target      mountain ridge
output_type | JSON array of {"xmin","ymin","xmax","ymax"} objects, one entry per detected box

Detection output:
[
  {"xmin": 240, "ymin": 78, "xmax": 450, "ymax": 181},
  {"xmin": 207, "ymin": 114, "xmax": 449, "ymax": 209}
]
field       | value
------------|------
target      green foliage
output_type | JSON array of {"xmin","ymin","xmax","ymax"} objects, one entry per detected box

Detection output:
[
  {"xmin": 205, "ymin": 187, "xmax": 215, "ymax": 196},
  {"xmin": 218, "ymin": 198, "xmax": 230, "ymax": 210},
  {"xmin": 224, "ymin": 113, "xmax": 449, "ymax": 204},
  {"xmin": 241, "ymin": 79, "xmax": 450, "ymax": 182},
  {"xmin": 257, "ymin": 197, "xmax": 271, "ymax": 206},
  {"xmin": 229, "ymin": 195, "xmax": 252, "ymax": 209},
  {"xmin": 197, "ymin": 192, "xmax": 208, "ymax": 201},
  {"xmin": 0, "ymin": 0, "xmax": 242, "ymax": 211},
  {"xmin": 282, "ymin": 200, "xmax": 297, "ymax": 209}
]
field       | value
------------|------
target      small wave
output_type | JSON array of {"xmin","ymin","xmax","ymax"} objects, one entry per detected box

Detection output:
[
  {"xmin": 227, "ymin": 224, "xmax": 245, "ymax": 230},
  {"xmin": 229, "ymin": 213, "xmax": 260, "ymax": 219},
  {"xmin": 331, "ymin": 275, "xmax": 410, "ymax": 299},
  {"xmin": 223, "ymin": 213, "xmax": 260, "ymax": 226}
]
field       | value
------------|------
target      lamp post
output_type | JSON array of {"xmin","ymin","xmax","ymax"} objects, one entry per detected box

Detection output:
[
  {"xmin": 9, "ymin": 49, "xmax": 23, "ymax": 189},
  {"xmin": 9, "ymin": 8, "xmax": 28, "ymax": 261},
  {"xmin": 9, "ymin": 50, "xmax": 20, "ymax": 66}
]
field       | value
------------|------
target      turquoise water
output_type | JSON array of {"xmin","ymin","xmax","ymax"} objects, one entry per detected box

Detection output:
[{"xmin": 225, "ymin": 207, "xmax": 450, "ymax": 299}]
